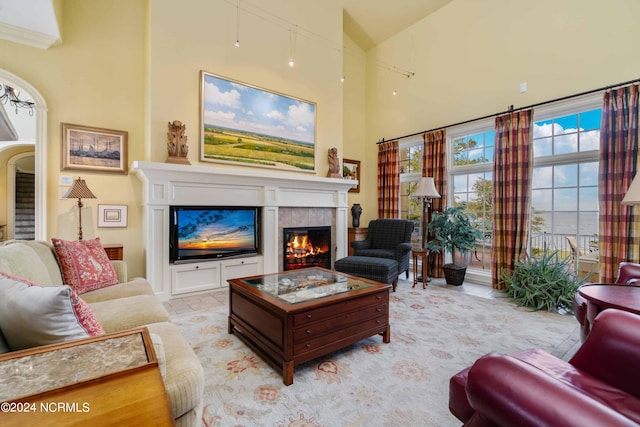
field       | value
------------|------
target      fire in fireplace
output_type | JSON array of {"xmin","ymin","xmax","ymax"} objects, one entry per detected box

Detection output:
[{"xmin": 283, "ymin": 226, "xmax": 331, "ymax": 270}]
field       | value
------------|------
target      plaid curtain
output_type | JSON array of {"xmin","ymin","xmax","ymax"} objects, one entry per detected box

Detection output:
[
  {"xmin": 492, "ymin": 109, "xmax": 534, "ymax": 289},
  {"xmin": 378, "ymin": 140, "xmax": 400, "ymax": 218},
  {"xmin": 422, "ymin": 129, "xmax": 447, "ymax": 277},
  {"xmin": 599, "ymin": 84, "xmax": 640, "ymax": 282}
]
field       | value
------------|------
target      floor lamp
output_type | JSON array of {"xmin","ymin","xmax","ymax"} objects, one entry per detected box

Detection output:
[
  {"xmin": 413, "ymin": 177, "xmax": 441, "ymax": 282},
  {"xmin": 64, "ymin": 177, "xmax": 97, "ymax": 240}
]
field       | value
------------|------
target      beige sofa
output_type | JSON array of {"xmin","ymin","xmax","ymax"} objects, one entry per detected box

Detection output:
[{"xmin": 0, "ymin": 240, "xmax": 203, "ymax": 427}]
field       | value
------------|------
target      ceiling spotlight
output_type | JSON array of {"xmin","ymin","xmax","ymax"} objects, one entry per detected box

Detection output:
[
  {"xmin": 288, "ymin": 26, "xmax": 297, "ymax": 68},
  {"xmin": 234, "ymin": 0, "xmax": 241, "ymax": 48},
  {"xmin": 392, "ymin": 89, "xmax": 397, "ymax": 96},
  {"xmin": 340, "ymin": 76, "xmax": 345, "ymax": 83}
]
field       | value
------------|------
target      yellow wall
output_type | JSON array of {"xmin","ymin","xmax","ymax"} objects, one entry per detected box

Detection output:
[
  {"xmin": 4, "ymin": 0, "xmax": 639, "ymax": 276},
  {"xmin": 0, "ymin": 0, "xmax": 343, "ymax": 277},
  {"xmin": 342, "ymin": 33, "xmax": 367, "ymax": 223},
  {"xmin": 357, "ymin": 0, "xmax": 640, "ymax": 221}
]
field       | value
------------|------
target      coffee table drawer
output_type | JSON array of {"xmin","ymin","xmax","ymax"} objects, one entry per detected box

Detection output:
[
  {"xmin": 292, "ymin": 303, "xmax": 387, "ymax": 341},
  {"xmin": 292, "ymin": 292, "xmax": 388, "ymax": 326},
  {"xmin": 293, "ymin": 315, "xmax": 388, "ymax": 355}
]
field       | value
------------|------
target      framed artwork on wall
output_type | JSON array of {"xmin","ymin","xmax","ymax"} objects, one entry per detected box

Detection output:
[
  {"xmin": 200, "ymin": 71, "xmax": 316, "ymax": 172},
  {"xmin": 60, "ymin": 123, "xmax": 128, "ymax": 174},
  {"xmin": 98, "ymin": 204, "xmax": 128, "ymax": 228},
  {"xmin": 343, "ymin": 158, "xmax": 360, "ymax": 193}
]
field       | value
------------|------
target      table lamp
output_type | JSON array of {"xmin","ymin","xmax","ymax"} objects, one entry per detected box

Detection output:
[
  {"xmin": 622, "ymin": 174, "xmax": 640, "ymax": 205},
  {"xmin": 64, "ymin": 177, "xmax": 96, "ymax": 240}
]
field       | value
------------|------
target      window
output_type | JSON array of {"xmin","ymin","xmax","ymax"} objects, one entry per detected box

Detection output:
[
  {"xmin": 447, "ymin": 96, "xmax": 602, "ymax": 284},
  {"xmin": 399, "ymin": 137, "xmax": 423, "ymax": 246},
  {"xmin": 530, "ymin": 104, "xmax": 601, "ymax": 258},
  {"xmin": 450, "ymin": 128, "xmax": 495, "ymax": 273}
]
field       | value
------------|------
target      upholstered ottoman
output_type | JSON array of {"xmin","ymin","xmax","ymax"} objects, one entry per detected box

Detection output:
[{"xmin": 334, "ymin": 256, "xmax": 399, "ymax": 291}]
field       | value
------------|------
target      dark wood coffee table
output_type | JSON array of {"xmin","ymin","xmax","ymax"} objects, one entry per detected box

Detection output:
[
  {"xmin": 228, "ymin": 267, "xmax": 390, "ymax": 385},
  {"xmin": 578, "ymin": 284, "xmax": 640, "ymax": 336}
]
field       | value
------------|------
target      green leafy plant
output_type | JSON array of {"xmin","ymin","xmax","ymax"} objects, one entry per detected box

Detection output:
[
  {"xmin": 426, "ymin": 206, "xmax": 484, "ymax": 264},
  {"xmin": 502, "ymin": 250, "xmax": 584, "ymax": 312}
]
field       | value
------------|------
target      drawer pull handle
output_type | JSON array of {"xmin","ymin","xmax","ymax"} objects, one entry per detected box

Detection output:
[
  {"xmin": 305, "ymin": 344, "xmax": 311, "ymax": 348},
  {"xmin": 306, "ymin": 330, "xmax": 311, "ymax": 334},
  {"xmin": 376, "ymin": 296, "xmax": 381, "ymax": 300},
  {"xmin": 376, "ymin": 320, "xmax": 381, "ymax": 324},
  {"xmin": 376, "ymin": 308, "xmax": 382, "ymax": 312},
  {"xmin": 306, "ymin": 314, "xmax": 312, "ymax": 319},
  {"xmin": 195, "ymin": 266, "xmax": 199, "ymax": 269}
]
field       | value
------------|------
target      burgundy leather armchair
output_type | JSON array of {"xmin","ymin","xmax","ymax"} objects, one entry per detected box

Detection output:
[
  {"xmin": 574, "ymin": 262, "xmax": 640, "ymax": 341},
  {"xmin": 449, "ymin": 309, "xmax": 640, "ymax": 427}
]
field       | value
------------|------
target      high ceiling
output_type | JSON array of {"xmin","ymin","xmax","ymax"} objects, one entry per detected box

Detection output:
[
  {"xmin": 341, "ymin": 0, "xmax": 453, "ymax": 50},
  {"xmin": 0, "ymin": 0, "xmax": 452, "ymax": 52}
]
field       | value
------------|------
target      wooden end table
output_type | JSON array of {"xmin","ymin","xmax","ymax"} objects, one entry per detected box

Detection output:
[
  {"xmin": 412, "ymin": 249, "xmax": 429, "ymax": 289},
  {"xmin": 578, "ymin": 283, "xmax": 640, "ymax": 337},
  {"xmin": 228, "ymin": 267, "xmax": 390, "ymax": 385}
]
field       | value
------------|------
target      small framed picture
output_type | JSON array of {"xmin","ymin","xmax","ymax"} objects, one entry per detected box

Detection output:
[
  {"xmin": 98, "ymin": 204, "xmax": 128, "ymax": 228},
  {"xmin": 343, "ymin": 158, "xmax": 360, "ymax": 193},
  {"xmin": 61, "ymin": 123, "xmax": 128, "ymax": 174}
]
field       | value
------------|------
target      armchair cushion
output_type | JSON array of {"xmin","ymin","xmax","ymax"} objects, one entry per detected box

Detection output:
[
  {"xmin": 353, "ymin": 219, "xmax": 414, "ymax": 275},
  {"xmin": 0, "ymin": 243, "xmax": 52, "ymax": 285},
  {"xmin": 450, "ymin": 309, "xmax": 640, "ymax": 427}
]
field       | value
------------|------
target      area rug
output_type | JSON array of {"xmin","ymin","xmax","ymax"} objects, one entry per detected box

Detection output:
[{"xmin": 171, "ymin": 279, "xmax": 579, "ymax": 427}]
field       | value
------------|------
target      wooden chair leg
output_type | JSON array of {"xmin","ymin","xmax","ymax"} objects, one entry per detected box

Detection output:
[{"xmin": 392, "ymin": 279, "xmax": 397, "ymax": 292}]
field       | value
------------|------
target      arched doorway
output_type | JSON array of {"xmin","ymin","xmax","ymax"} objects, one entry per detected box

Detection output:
[
  {"xmin": 0, "ymin": 69, "xmax": 48, "ymax": 240},
  {"xmin": 7, "ymin": 152, "xmax": 35, "ymax": 239}
]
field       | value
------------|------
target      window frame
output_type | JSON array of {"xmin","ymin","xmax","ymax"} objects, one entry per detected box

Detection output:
[{"xmin": 444, "ymin": 93, "xmax": 602, "ymax": 286}]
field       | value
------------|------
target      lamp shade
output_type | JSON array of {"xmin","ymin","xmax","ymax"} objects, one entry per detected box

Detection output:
[
  {"xmin": 64, "ymin": 177, "xmax": 96, "ymax": 200},
  {"xmin": 414, "ymin": 177, "xmax": 441, "ymax": 199},
  {"xmin": 622, "ymin": 174, "xmax": 640, "ymax": 205}
]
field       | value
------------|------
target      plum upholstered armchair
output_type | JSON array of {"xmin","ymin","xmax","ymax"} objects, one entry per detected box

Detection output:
[{"xmin": 350, "ymin": 219, "xmax": 414, "ymax": 280}]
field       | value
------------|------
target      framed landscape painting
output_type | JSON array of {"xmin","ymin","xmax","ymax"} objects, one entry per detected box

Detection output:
[
  {"xmin": 343, "ymin": 158, "xmax": 360, "ymax": 193},
  {"xmin": 200, "ymin": 71, "xmax": 316, "ymax": 172},
  {"xmin": 61, "ymin": 123, "xmax": 128, "ymax": 174}
]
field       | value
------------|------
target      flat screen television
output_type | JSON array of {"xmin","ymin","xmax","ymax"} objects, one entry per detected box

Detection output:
[{"xmin": 169, "ymin": 206, "xmax": 259, "ymax": 263}]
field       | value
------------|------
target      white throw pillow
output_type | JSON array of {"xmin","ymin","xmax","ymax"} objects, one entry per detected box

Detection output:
[{"xmin": 0, "ymin": 274, "xmax": 105, "ymax": 351}]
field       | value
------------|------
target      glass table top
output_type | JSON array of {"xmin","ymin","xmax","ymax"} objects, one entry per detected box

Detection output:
[{"xmin": 239, "ymin": 268, "xmax": 374, "ymax": 304}]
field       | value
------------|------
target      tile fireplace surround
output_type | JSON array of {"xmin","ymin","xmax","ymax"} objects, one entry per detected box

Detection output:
[{"xmin": 132, "ymin": 161, "xmax": 356, "ymax": 301}]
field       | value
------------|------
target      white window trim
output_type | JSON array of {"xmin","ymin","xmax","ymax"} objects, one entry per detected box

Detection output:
[{"xmin": 443, "ymin": 93, "xmax": 602, "ymax": 286}]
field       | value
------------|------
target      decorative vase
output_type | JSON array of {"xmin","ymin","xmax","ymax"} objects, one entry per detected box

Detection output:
[{"xmin": 351, "ymin": 204, "xmax": 362, "ymax": 228}]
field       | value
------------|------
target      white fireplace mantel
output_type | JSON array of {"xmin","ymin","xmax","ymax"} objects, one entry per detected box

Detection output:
[{"xmin": 131, "ymin": 161, "xmax": 357, "ymax": 300}]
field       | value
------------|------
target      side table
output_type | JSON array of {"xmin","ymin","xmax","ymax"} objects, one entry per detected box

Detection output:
[
  {"xmin": 578, "ymin": 283, "xmax": 640, "ymax": 339},
  {"xmin": 0, "ymin": 327, "xmax": 173, "ymax": 426},
  {"xmin": 348, "ymin": 227, "xmax": 368, "ymax": 256},
  {"xmin": 102, "ymin": 243, "xmax": 123, "ymax": 261},
  {"xmin": 412, "ymin": 249, "xmax": 429, "ymax": 289}
]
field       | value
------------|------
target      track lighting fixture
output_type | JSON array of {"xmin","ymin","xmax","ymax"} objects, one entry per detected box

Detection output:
[
  {"xmin": 234, "ymin": 0, "xmax": 241, "ymax": 47},
  {"xmin": 288, "ymin": 25, "xmax": 297, "ymax": 67}
]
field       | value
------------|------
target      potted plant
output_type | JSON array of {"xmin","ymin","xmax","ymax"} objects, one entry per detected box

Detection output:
[
  {"xmin": 426, "ymin": 206, "xmax": 484, "ymax": 285},
  {"xmin": 501, "ymin": 250, "xmax": 584, "ymax": 313}
]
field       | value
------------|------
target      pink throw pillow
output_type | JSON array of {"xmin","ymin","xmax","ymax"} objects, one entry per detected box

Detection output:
[{"xmin": 52, "ymin": 237, "xmax": 118, "ymax": 294}]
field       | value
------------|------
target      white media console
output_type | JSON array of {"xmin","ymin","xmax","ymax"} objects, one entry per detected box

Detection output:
[{"xmin": 132, "ymin": 161, "xmax": 356, "ymax": 300}]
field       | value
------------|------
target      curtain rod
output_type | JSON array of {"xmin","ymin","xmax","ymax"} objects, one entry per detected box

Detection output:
[{"xmin": 376, "ymin": 77, "xmax": 640, "ymax": 144}]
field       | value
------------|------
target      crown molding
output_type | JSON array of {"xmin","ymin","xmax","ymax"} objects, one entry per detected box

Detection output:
[{"xmin": 0, "ymin": 21, "xmax": 61, "ymax": 50}]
